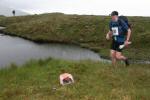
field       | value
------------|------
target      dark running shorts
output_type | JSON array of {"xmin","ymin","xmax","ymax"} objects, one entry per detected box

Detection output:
[{"xmin": 111, "ymin": 41, "xmax": 124, "ymax": 52}]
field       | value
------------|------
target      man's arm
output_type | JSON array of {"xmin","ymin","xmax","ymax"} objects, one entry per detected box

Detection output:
[
  {"xmin": 125, "ymin": 28, "xmax": 132, "ymax": 46},
  {"xmin": 106, "ymin": 21, "xmax": 113, "ymax": 40},
  {"xmin": 120, "ymin": 19, "xmax": 132, "ymax": 44},
  {"xmin": 126, "ymin": 29, "xmax": 131, "ymax": 41}
]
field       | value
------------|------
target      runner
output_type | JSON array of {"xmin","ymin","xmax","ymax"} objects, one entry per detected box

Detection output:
[{"xmin": 106, "ymin": 11, "xmax": 131, "ymax": 66}]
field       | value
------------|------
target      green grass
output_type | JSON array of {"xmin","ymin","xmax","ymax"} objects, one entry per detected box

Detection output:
[
  {"xmin": 0, "ymin": 58, "xmax": 150, "ymax": 100},
  {"xmin": 0, "ymin": 13, "xmax": 150, "ymax": 60},
  {"xmin": 0, "ymin": 13, "xmax": 150, "ymax": 100}
]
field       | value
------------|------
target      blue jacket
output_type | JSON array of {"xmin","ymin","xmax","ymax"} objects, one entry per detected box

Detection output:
[{"xmin": 109, "ymin": 19, "xmax": 129, "ymax": 43}]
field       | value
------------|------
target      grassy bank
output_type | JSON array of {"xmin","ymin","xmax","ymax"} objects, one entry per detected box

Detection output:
[
  {"xmin": 0, "ymin": 13, "xmax": 150, "ymax": 60},
  {"xmin": 0, "ymin": 58, "xmax": 150, "ymax": 100}
]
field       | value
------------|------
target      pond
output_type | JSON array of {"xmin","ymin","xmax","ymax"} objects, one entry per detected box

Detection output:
[{"xmin": 0, "ymin": 33, "xmax": 105, "ymax": 68}]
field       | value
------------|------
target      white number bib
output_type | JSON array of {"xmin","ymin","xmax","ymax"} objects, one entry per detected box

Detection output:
[{"xmin": 112, "ymin": 27, "xmax": 119, "ymax": 36}]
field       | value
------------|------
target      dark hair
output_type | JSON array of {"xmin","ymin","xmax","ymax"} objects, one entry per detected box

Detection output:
[{"xmin": 111, "ymin": 11, "xmax": 119, "ymax": 16}]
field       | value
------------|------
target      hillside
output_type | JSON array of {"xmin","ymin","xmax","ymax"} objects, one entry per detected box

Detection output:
[
  {"xmin": 0, "ymin": 58, "xmax": 150, "ymax": 99},
  {"xmin": 0, "ymin": 13, "xmax": 150, "ymax": 60},
  {"xmin": 0, "ymin": 13, "xmax": 150, "ymax": 99}
]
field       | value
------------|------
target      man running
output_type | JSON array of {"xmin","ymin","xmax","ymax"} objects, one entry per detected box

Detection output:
[{"xmin": 106, "ymin": 11, "xmax": 131, "ymax": 66}]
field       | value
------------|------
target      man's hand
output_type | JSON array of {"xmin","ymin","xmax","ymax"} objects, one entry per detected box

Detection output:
[
  {"xmin": 106, "ymin": 31, "xmax": 112, "ymax": 40},
  {"xmin": 106, "ymin": 33, "xmax": 110, "ymax": 40},
  {"xmin": 125, "ymin": 41, "xmax": 132, "ymax": 47}
]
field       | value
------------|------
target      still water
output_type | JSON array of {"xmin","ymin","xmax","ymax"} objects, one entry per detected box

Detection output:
[{"xmin": 0, "ymin": 34, "xmax": 102, "ymax": 68}]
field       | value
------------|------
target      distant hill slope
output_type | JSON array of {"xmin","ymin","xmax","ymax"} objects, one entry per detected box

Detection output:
[
  {"xmin": 0, "ymin": 5, "xmax": 29, "ymax": 16},
  {"xmin": 0, "ymin": 13, "xmax": 150, "ymax": 60}
]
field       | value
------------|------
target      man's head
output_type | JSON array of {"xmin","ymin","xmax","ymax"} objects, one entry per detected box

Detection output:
[{"xmin": 111, "ymin": 11, "xmax": 119, "ymax": 22}]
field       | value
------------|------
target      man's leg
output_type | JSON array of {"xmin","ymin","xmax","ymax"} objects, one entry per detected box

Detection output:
[
  {"xmin": 115, "ymin": 51, "xmax": 126, "ymax": 60},
  {"xmin": 116, "ymin": 51, "xmax": 129, "ymax": 66},
  {"xmin": 110, "ymin": 50, "xmax": 116, "ymax": 66}
]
